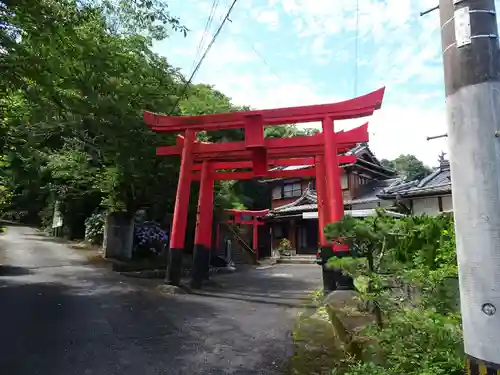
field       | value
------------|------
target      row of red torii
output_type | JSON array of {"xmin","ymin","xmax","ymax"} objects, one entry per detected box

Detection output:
[{"xmin": 144, "ymin": 87, "xmax": 385, "ymax": 289}]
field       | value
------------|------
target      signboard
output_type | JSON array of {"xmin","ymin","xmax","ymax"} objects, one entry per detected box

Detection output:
[
  {"xmin": 455, "ymin": 6, "xmax": 471, "ymax": 48},
  {"xmin": 302, "ymin": 212, "xmax": 318, "ymax": 220},
  {"xmin": 52, "ymin": 200, "xmax": 63, "ymax": 229},
  {"xmin": 302, "ymin": 210, "xmax": 406, "ymax": 220}
]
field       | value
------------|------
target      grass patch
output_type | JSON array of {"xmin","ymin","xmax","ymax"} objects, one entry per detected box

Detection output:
[
  {"xmin": 284, "ymin": 290, "xmax": 374, "ymax": 375},
  {"xmin": 286, "ymin": 306, "xmax": 348, "ymax": 375}
]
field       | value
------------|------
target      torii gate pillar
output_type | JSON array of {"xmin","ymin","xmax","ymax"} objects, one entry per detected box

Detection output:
[
  {"xmin": 167, "ymin": 130, "xmax": 194, "ymax": 286},
  {"xmin": 191, "ymin": 160, "xmax": 214, "ymax": 289}
]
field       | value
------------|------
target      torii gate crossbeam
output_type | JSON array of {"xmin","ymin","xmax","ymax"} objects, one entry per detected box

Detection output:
[{"xmin": 144, "ymin": 87, "xmax": 385, "ymax": 290}]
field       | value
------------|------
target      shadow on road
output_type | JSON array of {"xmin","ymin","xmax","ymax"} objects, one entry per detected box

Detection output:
[
  {"xmin": 195, "ymin": 265, "xmax": 320, "ymax": 307},
  {"xmin": 0, "ymin": 265, "xmax": 32, "ymax": 276},
  {"xmin": 0, "ymin": 277, "xmax": 225, "ymax": 375},
  {"xmin": 0, "ymin": 225, "xmax": 301, "ymax": 374},
  {"xmin": 191, "ymin": 290, "xmax": 317, "ymax": 308},
  {"xmin": 19, "ymin": 234, "xmax": 71, "ymax": 243}
]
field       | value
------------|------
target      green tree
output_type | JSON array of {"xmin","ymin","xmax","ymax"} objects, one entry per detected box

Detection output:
[
  {"xmin": 323, "ymin": 212, "xmax": 462, "ymax": 375},
  {"xmin": 1, "ymin": 0, "xmax": 187, "ymax": 232},
  {"xmin": 0, "ymin": 0, "xmax": 318, "ymax": 238},
  {"xmin": 264, "ymin": 124, "xmax": 319, "ymax": 138},
  {"xmin": 0, "ymin": 156, "xmax": 12, "ymax": 213},
  {"xmin": 381, "ymin": 154, "xmax": 431, "ymax": 181}
]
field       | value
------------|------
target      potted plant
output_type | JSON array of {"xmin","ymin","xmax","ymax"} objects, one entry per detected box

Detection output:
[{"xmin": 278, "ymin": 238, "xmax": 294, "ymax": 257}]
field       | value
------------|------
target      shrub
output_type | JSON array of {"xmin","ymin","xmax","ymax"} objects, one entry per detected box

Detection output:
[
  {"xmin": 84, "ymin": 212, "xmax": 105, "ymax": 245},
  {"xmin": 278, "ymin": 238, "xmax": 293, "ymax": 256},
  {"xmin": 322, "ymin": 211, "xmax": 463, "ymax": 374},
  {"xmin": 133, "ymin": 221, "xmax": 168, "ymax": 257},
  {"xmin": 344, "ymin": 309, "xmax": 463, "ymax": 375}
]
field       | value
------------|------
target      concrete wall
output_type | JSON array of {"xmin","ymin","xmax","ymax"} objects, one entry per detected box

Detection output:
[
  {"xmin": 351, "ymin": 201, "xmax": 379, "ymax": 210},
  {"xmin": 102, "ymin": 213, "xmax": 134, "ymax": 259},
  {"xmin": 380, "ymin": 199, "xmax": 393, "ymax": 208},
  {"xmin": 412, "ymin": 197, "xmax": 440, "ymax": 215},
  {"xmin": 409, "ymin": 194, "xmax": 453, "ymax": 216},
  {"xmin": 442, "ymin": 195, "xmax": 453, "ymax": 211}
]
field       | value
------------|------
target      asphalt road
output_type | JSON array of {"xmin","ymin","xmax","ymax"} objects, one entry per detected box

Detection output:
[{"xmin": 0, "ymin": 226, "xmax": 321, "ymax": 375}]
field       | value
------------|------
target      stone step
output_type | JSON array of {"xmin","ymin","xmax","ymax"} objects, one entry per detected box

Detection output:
[{"xmin": 277, "ymin": 255, "xmax": 317, "ymax": 264}]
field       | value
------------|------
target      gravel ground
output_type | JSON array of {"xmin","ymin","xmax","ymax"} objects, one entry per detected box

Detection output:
[{"xmin": 0, "ymin": 226, "xmax": 321, "ymax": 375}]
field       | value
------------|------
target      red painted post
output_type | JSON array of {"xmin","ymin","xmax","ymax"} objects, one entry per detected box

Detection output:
[
  {"xmin": 322, "ymin": 116, "xmax": 344, "ymax": 223},
  {"xmin": 191, "ymin": 160, "xmax": 214, "ymax": 289},
  {"xmin": 167, "ymin": 130, "xmax": 195, "ymax": 286},
  {"xmin": 321, "ymin": 118, "xmax": 347, "ymax": 292},
  {"xmin": 315, "ymin": 155, "xmax": 329, "ymax": 247}
]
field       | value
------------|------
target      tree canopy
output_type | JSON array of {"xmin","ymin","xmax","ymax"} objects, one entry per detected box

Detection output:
[
  {"xmin": 0, "ymin": 0, "xmax": 320, "ymax": 237},
  {"xmin": 381, "ymin": 154, "xmax": 432, "ymax": 181},
  {"xmin": 2, "ymin": 0, "xmax": 191, "ymax": 230}
]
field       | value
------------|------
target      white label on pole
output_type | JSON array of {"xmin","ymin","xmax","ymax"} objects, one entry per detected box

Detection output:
[{"xmin": 455, "ymin": 6, "xmax": 471, "ymax": 47}]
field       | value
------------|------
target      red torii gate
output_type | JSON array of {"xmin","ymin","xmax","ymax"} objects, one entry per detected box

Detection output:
[
  {"xmin": 219, "ymin": 209, "xmax": 269, "ymax": 260},
  {"xmin": 144, "ymin": 87, "xmax": 385, "ymax": 289}
]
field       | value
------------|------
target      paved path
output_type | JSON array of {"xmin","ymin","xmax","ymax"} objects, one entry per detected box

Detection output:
[{"xmin": 0, "ymin": 226, "xmax": 321, "ymax": 375}]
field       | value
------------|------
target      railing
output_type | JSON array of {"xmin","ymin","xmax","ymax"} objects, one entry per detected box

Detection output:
[{"xmin": 221, "ymin": 222, "xmax": 258, "ymax": 265}]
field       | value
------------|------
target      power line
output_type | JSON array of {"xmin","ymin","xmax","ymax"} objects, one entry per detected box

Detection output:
[
  {"xmin": 353, "ymin": 0, "xmax": 360, "ymax": 97},
  {"xmin": 230, "ymin": 25, "xmax": 281, "ymax": 81},
  {"xmin": 190, "ymin": 0, "xmax": 220, "ymax": 75},
  {"xmin": 168, "ymin": 0, "xmax": 239, "ymax": 115},
  {"xmin": 249, "ymin": 43, "xmax": 281, "ymax": 80}
]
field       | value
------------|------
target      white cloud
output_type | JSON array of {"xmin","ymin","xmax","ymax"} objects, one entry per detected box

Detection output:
[
  {"xmin": 357, "ymin": 105, "xmax": 448, "ymax": 167},
  {"xmin": 274, "ymin": 0, "xmax": 443, "ymax": 93},
  {"xmin": 199, "ymin": 71, "xmax": 330, "ymax": 109},
  {"xmin": 278, "ymin": 0, "xmax": 437, "ymax": 38},
  {"xmin": 293, "ymin": 105, "xmax": 448, "ymax": 168},
  {"xmin": 196, "ymin": 58, "xmax": 447, "ymax": 167},
  {"xmin": 155, "ymin": 0, "xmax": 450, "ymax": 167},
  {"xmin": 255, "ymin": 10, "xmax": 280, "ymax": 30},
  {"xmin": 309, "ymin": 36, "xmax": 333, "ymax": 65}
]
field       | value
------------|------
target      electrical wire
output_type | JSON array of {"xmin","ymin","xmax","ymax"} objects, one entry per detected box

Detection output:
[
  {"xmin": 354, "ymin": 0, "xmax": 360, "ymax": 97},
  {"xmin": 168, "ymin": 0, "xmax": 239, "ymax": 115},
  {"xmin": 234, "ymin": 30, "xmax": 281, "ymax": 81},
  {"xmin": 190, "ymin": 0, "xmax": 220, "ymax": 75}
]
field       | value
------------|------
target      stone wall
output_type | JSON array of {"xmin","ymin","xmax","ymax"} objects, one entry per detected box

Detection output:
[{"xmin": 102, "ymin": 212, "xmax": 134, "ymax": 259}]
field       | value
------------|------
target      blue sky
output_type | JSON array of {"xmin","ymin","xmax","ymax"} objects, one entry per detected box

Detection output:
[{"xmin": 152, "ymin": 0, "xmax": 491, "ymax": 167}]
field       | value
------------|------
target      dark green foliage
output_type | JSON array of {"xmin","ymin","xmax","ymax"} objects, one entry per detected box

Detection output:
[
  {"xmin": 345, "ymin": 309, "xmax": 463, "ymax": 375},
  {"xmin": 381, "ymin": 154, "xmax": 432, "ymax": 181},
  {"xmin": 1, "ymin": 0, "xmax": 187, "ymax": 227},
  {"xmin": 0, "ymin": 0, "xmax": 290, "ymax": 240},
  {"xmin": 324, "ymin": 212, "xmax": 462, "ymax": 374}
]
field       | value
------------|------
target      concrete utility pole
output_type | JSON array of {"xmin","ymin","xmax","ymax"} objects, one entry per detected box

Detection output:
[{"xmin": 438, "ymin": 0, "xmax": 500, "ymax": 372}]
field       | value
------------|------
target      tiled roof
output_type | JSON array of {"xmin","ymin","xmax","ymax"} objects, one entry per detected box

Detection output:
[
  {"xmin": 270, "ymin": 189, "xmax": 318, "ymax": 214},
  {"xmin": 264, "ymin": 160, "xmax": 453, "ymax": 218},
  {"xmin": 344, "ymin": 143, "xmax": 368, "ymax": 156},
  {"xmin": 265, "ymin": 143, "xmax": 395, "ymax": 178},
  {"xmin": 378, "ymin": 161, "xmax": 451, "ymax": 198},
  {"xmin": 271, "ymin": 164, "xmax": 312, "ymax": 172},
  {"xmin": 266, "ymin": 178, "xmax": 396, "ymax": 217},
  {"xmin": 344, "ymin": 177, "xmax": 405, "ymax": 204},
  {"xmin": 264, "ymin": 186, "xmax": 408, "ymax": 218}
]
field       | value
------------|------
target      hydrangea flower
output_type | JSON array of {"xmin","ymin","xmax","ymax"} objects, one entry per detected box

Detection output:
[{"xmin": 133, "ymin": 221, "xmax": 168, "ymax": 255}]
